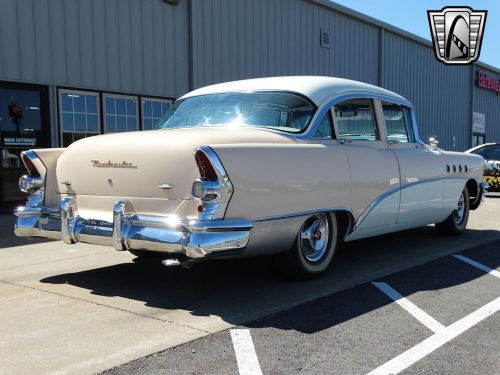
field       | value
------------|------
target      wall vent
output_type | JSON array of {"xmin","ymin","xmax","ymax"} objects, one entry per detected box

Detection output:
[{"xmin": 320, "ymin": 28, "xmax": 330, "ymax": 48}]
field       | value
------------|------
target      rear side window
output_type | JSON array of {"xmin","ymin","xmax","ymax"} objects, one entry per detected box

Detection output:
[
  {"xmin": 334, "ymin": 99, "xmax": 379, "ymax": 141},
  {"xmin": 382, "ymin": 102, "xmax": 415, "ymax": 143},
  {"xmin": 313, "ymin": 111, "xmax": 334, "ymax": 139}
]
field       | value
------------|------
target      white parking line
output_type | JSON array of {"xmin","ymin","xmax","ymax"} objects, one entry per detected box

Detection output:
[
  {"xmin": 230, "ymin": 329, "xmax": 263, "ymax": 375},
  {"xmin": 452, "ymin": 254, "xmax": 500, "ymax": 279},
  {"xmin": 367, "ymin": 295, "xmax": 500, "ymax": 375},
  {"xmin": 372, "ymin": 282, "xmax": 445, "ymax": 333}
]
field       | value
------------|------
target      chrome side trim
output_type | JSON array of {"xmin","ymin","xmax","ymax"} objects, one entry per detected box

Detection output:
[
  {"xmin": 353, "ymin": 176, "xmax": 469, "ymax": 230},
  {"xmin": 254, "ymin": 207, "xmax": 353, "ymax": 222}
]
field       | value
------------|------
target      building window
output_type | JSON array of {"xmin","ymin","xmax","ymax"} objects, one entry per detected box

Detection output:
[
  {"xmin": 103, "ymin": 94, "xmax": 138, "ymax": 133},
  {"xmin": 142, "ymin": 98, "xmax": 172, "ymax": 130},
  {"xmin": 59, "ymin": 90, "xmax": 100, "ymax": 147}
]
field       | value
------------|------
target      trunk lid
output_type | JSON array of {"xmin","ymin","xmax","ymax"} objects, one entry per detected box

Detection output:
[{"xmin": 56, "ymin": 127, "xmax": 292, "ymax": 200}]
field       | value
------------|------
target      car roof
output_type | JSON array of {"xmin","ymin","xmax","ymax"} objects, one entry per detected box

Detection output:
[{"xmin": 180, "ymin": 76, "xmax": 411, "ymax": 106}]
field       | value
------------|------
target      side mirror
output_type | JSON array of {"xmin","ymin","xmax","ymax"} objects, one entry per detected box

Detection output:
[{"xmin": 428, "ymin": 136, "xmax": 439, "ymax": 150}]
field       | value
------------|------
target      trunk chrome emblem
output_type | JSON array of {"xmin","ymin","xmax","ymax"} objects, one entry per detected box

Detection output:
[
  {"xmin": 156, "ymin": 184, "xmax": 173, "ymax": 190},
  {"xmin": 91, "ymin": 160, "xmax": 137, "ymax": 169}
]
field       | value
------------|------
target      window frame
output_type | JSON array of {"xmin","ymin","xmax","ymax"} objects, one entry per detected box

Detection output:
[
  {"xmin": 380, "ymin": 101, "xmax": 416, "ymax": 144},
  {"xmin": 102, "ymin": 93, "xmax": 139, "ymax": 134},
  {"xmin": 141, "ymin": 97, "xmax": 173, "ymax": 131},
  {"xmin": 332, "ymin": 98, "xmax": 381, "ymax": 142},
  {"xmin": 58, "ymin": 88, "xmax": 101, "ymax": 146}
]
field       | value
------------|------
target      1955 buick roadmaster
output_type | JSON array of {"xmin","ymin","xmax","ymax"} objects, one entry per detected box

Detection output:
[{"xmin": 15, "ymin": 77, "xmax": 488, "ymax": 278}]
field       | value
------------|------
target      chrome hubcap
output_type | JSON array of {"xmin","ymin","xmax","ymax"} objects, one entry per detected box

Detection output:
[
  {"xmin": 454, "ymin": 193, "xmax": 465, "ymax": 224},
  {"xmin": 300, "ymin": 214, "xmax": 329, "ymax": 263}
]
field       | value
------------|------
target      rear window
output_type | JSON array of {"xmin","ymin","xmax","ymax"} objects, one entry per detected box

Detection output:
[{"xmin": 158, "ymin": 91, "xmax": 316, "ymax": 134}]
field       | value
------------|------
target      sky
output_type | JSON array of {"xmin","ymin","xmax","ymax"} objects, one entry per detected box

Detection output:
[{"xmin": 332, "ymin": 1, "xmax": 500, "ymax": 68}]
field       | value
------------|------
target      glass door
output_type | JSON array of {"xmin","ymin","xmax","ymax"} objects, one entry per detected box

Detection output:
[{"xmin": 0, "ymin": 82, "xmax": 50, "ymax": 211}]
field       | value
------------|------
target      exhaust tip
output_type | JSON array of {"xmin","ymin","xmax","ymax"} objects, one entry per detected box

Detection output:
[{"xmin": 161, "ymin": 259, "xmax": 182, "ymax": 267}]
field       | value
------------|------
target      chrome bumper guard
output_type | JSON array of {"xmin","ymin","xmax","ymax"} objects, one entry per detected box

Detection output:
[{"xmin": 15, "ymin": 197, "xmax": 252, "ymax": 259}]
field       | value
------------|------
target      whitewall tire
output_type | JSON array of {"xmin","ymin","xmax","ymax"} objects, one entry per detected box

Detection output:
[
  {"xmin": 435, "ymin": 187, "xmax": 470, "ymax": 236},
  {"xmin": 280, "ymin": 212, "xmax": 339, "ymax": 280}
]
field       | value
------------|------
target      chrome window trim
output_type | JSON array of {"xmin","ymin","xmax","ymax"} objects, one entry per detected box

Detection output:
[
  {"xmin": 409, "ymin": 108, "xmax": 422, "ymax": 143},
  {"xmin": 373, "ymin": 99, "xmax": 387, "ymax": 141},
  {"xmin": 298, "ymin": 91, "xmax": 413, "ymax": 141}
]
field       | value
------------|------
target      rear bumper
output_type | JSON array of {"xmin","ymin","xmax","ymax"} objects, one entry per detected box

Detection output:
[{"xmin": 15, "ymin": 197, "xmax": 252, "ymax": 259}]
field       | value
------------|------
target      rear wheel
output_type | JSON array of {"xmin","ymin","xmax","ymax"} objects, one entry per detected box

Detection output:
[
  {"xmin": 435, "ymin": 187, "xmax": 469, "ymax": 235},
  {"xmin": 279, "ymin": 213, "xmax": 338, "ymax": 280}
]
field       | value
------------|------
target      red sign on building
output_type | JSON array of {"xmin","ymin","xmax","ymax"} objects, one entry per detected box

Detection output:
[{"xmin": 477, "ymin": 69, "xmax": 500, "ymax": 95}]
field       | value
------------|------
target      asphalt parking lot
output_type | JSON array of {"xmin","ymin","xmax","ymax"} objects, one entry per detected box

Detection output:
[{"xmin": 1, "ymin": 198, "xmax": 499, "ymax": 375}]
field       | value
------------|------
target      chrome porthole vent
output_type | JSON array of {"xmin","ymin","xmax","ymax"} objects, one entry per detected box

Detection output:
[
  {"xmin": 446, "ymin": 165, "xmax": 450, "ymax": 173},
  {"xmin": 453, "ymin": 165, "xmax": 457, "ymax": 173},
  {"xmin": 459, "ymin": 165, "xmax": 463, "ymax": 173}
]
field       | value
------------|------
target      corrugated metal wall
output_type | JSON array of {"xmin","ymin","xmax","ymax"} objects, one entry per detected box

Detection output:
[
  {"xmin": 190, "ymin": 0, "xmax": 379, "ymax": 88},
  {"xmin": 191, "ymin": 0, "xmax": 496, "ymax": 151},
  {"xmin": 0, "ymin": 0, "xmax": 189, "ymax": 98},
  {"xmin": 381, "ymin": 31, "xmax": 472, "ymax": 151},
  {"xmin": 0, "ymin": 0, "xmax": 498, "ymax": 149},
  {"xmin": 473, "ymin": 66, "xmax": 500, "ymax": 144}
]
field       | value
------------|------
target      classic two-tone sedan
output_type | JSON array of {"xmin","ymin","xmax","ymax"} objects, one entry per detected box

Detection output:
[{"xmin": 15, "ymin": 77, "xmax": 487, "ymax": 278}]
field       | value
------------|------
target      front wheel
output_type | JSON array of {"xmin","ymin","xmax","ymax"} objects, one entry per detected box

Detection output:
[
  {"xmin": 435, "ymin": 187, "xmax": 470, "ymax": 236},
  {"xmin": 279, "ymin": 213, "xmax": 339, "ymax": 280}
]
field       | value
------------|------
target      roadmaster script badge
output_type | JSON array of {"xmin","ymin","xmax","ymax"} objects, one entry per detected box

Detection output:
[{"xmin": 428, "ymin": 7, "xmax": 487, "ymax": 65}]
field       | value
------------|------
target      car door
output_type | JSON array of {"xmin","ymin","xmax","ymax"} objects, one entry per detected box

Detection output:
[
  {"xmin": 332, "ymin": 98, "xmax": 400, "ymax": 232},
  {"xmin": 381, "ymin": 101, "xmax": 445, "ymax": 225}
]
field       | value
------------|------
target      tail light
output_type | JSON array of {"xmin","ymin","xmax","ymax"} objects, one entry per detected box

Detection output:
[
  {"xmin": 192, "ymin": 146, "xmax": 233, "ymax": 220},
  {"xmin": 19, "ymin": 151, "xmax": 44, "ymax": 194},
  {"xmin": 195, "ymin": 150, "xmax": 218, "ymax": 181},
  {"xmin": 21, "ymin": 153, "xmax": 40, "ymax": 177}
]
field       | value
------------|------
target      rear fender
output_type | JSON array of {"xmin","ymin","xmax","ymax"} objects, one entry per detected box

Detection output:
[{"xmin": 30, "ymin": 148, "xmax": 65, "ymax": 208}]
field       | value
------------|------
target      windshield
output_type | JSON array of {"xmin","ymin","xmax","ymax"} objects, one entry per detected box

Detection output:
[{"xmin": 157, "ymin": 91, "xmax": 316, "ymax": 133}]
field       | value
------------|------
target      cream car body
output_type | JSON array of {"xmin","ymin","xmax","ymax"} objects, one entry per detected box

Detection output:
[{"xmin": 15, "ymin": 77, "xmax": 486, "ymax": 276}]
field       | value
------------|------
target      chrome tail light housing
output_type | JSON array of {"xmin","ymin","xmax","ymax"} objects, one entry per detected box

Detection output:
[
  {"xmin": 18, "ymin": 151, "xmax": 46, "ymax": 194},
  {"xmin": 192, "ymin": 146, "xmax": 233, "ymax": 220}
]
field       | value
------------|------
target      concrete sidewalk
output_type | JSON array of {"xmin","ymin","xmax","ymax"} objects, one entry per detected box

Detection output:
[{"xmin": 1, "ymin": 198, "xmax": 499, "ymax": 375}]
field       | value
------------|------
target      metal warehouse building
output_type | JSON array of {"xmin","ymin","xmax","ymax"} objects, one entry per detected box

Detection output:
[{"xmin": 0, "ymin": 0, "xmax": 499, "ymax": 208}]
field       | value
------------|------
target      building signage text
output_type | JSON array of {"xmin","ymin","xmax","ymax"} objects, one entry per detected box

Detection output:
[
  {"xmin": 3, "ymin": 137, "xmax": 37, "ymax": 146},
  {"xmin": 477, "ymin": 70, "xmax": 500, "ymax": 95}
]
